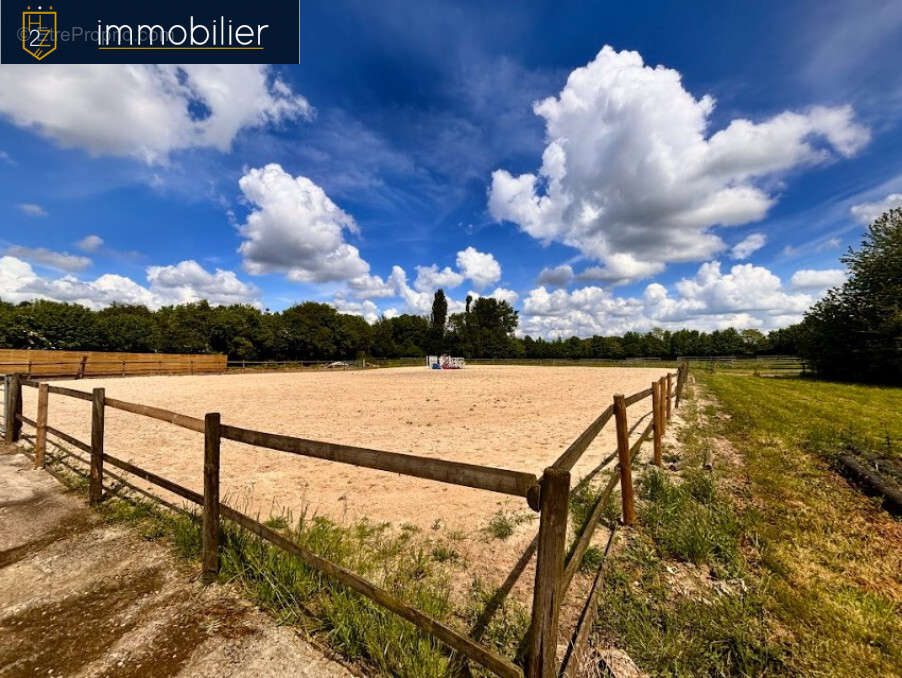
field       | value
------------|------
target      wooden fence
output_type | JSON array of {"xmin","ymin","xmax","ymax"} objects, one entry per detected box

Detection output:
[
  {"xmin": 680, "ymin": 355, "xmax": 807, "ymax": 375},
  {"xmin": 3, "ymin": 362, "xmax": 689, "ymax": 678},
  {"xmin": 0, "ymin": 349, "xmax": 226, "ymax": 379}
]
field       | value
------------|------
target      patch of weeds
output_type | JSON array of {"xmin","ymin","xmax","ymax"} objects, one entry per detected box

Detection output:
[
  {"xmin": 595, "ymin": 551, "xmax": 784, "ymax": 677},
  {"xmin": 483, "ymin": 510, "xmax": 534, "ymax": 540},
  {"xmin": 570, "ymin": 472, "xmax": 623, "ymax": 532},
  {"xmin": 568, "ymin": 482, "xmax": 597, "ymax": 532},
  {"xmin": 602, "ymin": 487, "xmax": 622, "ymax": 525},
  {"xmin": 263, "ymin": 515, "xmax": 289, "ymax": 530},
  {"xmin": 639, "ymin": 468, "xmax": 743, "ymax": 574},
  {"xmin": 683, "ymin": 468, "xmax": 717, "ymax": 504},
  {"xmin": 463, "ymin": 578, "xmax": 530, "ymax": 658},
  {"xmin": 446, "ymin": 529, "xmax": 466, "ymax": 542},
  {"xmin": 430, "ymin": 543, "xmax": 459, "ymax": 563},
  {"xmin": 97, "ymin": 491, "xmax": 202, "ymax": 560},
  {"xmin": 484, "ymin": 511, "xmax": 514, "ymax": 540},
  {"xmin": 217, "ymin": 509, "xmax": 458, "ymax": 678},
  {"xmin": 579, "ymin": 545, "xmax": 604, "ymax": 573}
]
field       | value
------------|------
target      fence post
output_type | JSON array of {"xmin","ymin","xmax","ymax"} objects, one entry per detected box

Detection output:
[
  {"xmin": 6, "ymin": 374, "xmax": 22, "ymax": 443},
  {"xmin": 78, "ymin": 356, "xmax": 87, "ymax": 379},
  {"xmin": 613, "ymin": 394, "xmax": 635, "ymax": 525},
  {"xmin": 35, "ymin": 384, "xmax": 49, "ymax": 468},
  {"xmin": 651, "ymin": 381, "xmax": 662, "ymax": 467},
  {"xmin": 658, "ymin": 377, "xmax": 667, "ymax": 436},
  {"xmin": 90, "ymin": 388, "xmax": 105, "ymax": 504},
  {"xmin": 527, "ymin": 467, "xmax": 569, "ymax": 678},
  {"xmin": 203, "ymin": 412, "xmax": 221, "ymax": 584},
  {"xmin": 665, "ymin": 373, "xmax": 673, "ymax": 421},
  {"xmin": 676, "ymin": 362, "xmax": 688, "ymax": 408},
  {"xmin": 1, "ymin": 375, "xmax": 8, "ymax": 440}
]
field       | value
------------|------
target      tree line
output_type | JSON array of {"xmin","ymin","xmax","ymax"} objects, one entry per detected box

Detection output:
[
  {"xmin": 0, "ymin": 291, "xmax": 799, "ymax": 362},
  {"xmin": 2, "ymin": 207, "xmax": 896, "ymax": 379}
]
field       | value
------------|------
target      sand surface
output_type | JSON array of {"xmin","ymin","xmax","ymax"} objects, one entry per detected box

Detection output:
[
  {"xmin": 22, "ymin": 365, "xmax": 666, "ymax": 531},
  {"xmin": 21, "ymin": 366, "xmax": 666, "ymax": 580}
]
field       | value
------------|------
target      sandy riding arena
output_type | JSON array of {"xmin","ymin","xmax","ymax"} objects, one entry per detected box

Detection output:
[{"xmin": 22, "ymin": 365, "xmax": 666, "ymax": 536}]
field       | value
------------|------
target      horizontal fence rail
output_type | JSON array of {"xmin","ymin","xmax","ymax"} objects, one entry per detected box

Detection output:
[
  {"xmin": 220, "ymin": 423, "xmax": 540, "ymax": 502},
  {"xmin": 552, "ymin": 405, "xmax": 614, "ymax": 472},
  {"xmin": 624, "ymin": 387, "xmax": 654, "ymax": 407},
  {"xmin": 3, "ymin": 361, "xmax": 690, "ymax": 678},
  {"xmin": 105, "ymin": 397, "xmax": 205, "ymax": 433},
  {"xmin": 46, "ymin": 384, "xmax": 94, "ymax": 401}
]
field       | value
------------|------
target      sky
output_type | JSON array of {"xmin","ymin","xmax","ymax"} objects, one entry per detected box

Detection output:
[{"xmin": 1, "ymin": 0, "xmax": 902, "ymax": 338}]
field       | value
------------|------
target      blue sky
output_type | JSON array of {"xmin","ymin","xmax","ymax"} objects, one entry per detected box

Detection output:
[{"xmin": 1, "ymin": 0, "xmax": 901, "ymax": 337}]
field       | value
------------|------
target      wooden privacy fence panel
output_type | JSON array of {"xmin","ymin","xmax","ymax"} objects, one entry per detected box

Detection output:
[
  {"xmin": 0, "ymin": 349, "xmax": 226, "ymax": 378},
  {"xmin": 5, "ymin": 362, "xmax": 689, "ymax": 678}
]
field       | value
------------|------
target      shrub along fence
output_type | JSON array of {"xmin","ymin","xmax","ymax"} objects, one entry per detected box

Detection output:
[
  {"xmin": 3, "ymin": 363, "xmax": 689, "ymax": 678},
  {"xmin": 0, "ymin": 349, "xmax": 226, "ymax": 379}
]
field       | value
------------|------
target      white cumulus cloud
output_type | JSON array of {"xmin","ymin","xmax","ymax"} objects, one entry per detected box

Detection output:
[
  {"xmin": 76, "ymin": 235, "xmax": 104, "ymax": 252},
  {"xmin": 0, "ymin": 65, "xmax": 312, "ymax": 163},
  {"xmin": 489, "ymin": 46, "xmax": 869, "ymax": 283},
  {"xmin": 519, "ymin": 260, "xmax": 815, "ymax": 337},
  {"xmin": 455, "ymin": 246, "xmax": 501, "ymax": 289},
  {"xmin": 347, "ymin": 273, "xmax": 397, "ymax": 299},
  {"xmin": 344, "ymin": 264, "xmax": 478, "ymax": 318},
  {"xmin": 332, "ymin": 296, "xmax": 382, "ymax": 324},
  {"xmin": 537, "ymin": 264, "xmax": 573, "ymax": 287},
  {"xmin": 486, "ymin": 287, "xmax": 519, "ymax": 306},
  {"xmin": 237, "ymin": 163, "xmax": 370, "ymax": 283},
  {"xmin": 146, "ymin": 260, "xmax": 261, "ymax": 306},
  {"xmin": 790, "ymin": 268, "xmax": 846, "ymax": 290},
  {"xmin": 0, "ymin": 256, "xmax": 259, "ymax": 310},
  {"xmin": 850, "ymin": 193, "xmax": 902, "ymax": 224},
  {"xmin": 18, "ymin": 203, "xmax": 47, "ymax": 217},
  {"xmin": 5, "ymin": 246, "xmax": 91, "ymax": 272},
  {"xmin": 575, "ymin": 254, "xmax": 664, "ymax": 286},
  {"xmin": 413, "ymin": 264, "xmax": 464, "ymax": 292},
  {"xmin": 730, "ymin": 233, "xmax": 767, "ymax": 259}
]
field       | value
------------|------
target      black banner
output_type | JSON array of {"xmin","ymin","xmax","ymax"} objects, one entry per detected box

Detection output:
[{"xmin": 2, "ymin": 0, "xmax": 299, "ymax": 63}]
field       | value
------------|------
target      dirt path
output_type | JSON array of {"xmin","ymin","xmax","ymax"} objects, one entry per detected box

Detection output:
[{"xmin": 0, "ymin": 447, "xmax": 354, "ymax": 678}]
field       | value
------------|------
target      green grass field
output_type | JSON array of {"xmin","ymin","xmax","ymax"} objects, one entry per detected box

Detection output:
[
  {"xmin": 705, "ymin": 373, "xmax": 902, "ymax": 485},
  {"xmin": 593, "ymin": 373, "xmax": 902, "ymax": 677}
]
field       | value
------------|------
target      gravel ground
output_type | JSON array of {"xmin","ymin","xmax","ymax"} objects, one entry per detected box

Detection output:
[{"xmin": 0, "ymin": 448, "xmax": 354, "ymax": 678}]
